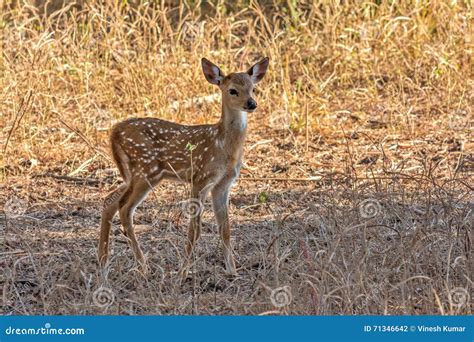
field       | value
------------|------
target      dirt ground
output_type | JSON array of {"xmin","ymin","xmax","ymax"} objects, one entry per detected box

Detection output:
[{"xmin": 1, "ymin": 121, "xmax": 472, "ymax": 315}]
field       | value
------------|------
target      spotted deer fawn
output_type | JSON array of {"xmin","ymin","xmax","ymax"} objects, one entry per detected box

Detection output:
[{"xmin": 99, "ymin": 57, "xmax": 269, "ymax": 279}]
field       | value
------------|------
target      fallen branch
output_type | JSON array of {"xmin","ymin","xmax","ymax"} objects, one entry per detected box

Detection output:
[{"xmin": 32, "ymin": 173, "xmax": 113, "ymax": 186}]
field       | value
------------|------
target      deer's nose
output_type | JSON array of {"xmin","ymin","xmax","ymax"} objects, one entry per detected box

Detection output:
[{"xmin": 245, "ymin": 99, "xmax": 257, "ymax": 110}]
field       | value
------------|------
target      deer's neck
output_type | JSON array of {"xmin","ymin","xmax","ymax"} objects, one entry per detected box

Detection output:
[
  {"xmin": 218, "ymin": 104, "xmax": 248, "ymax": 157},
  {"xmin": 221, "ymin": 104, "xmax": 247, "ymax": 134},
  {"xmin": 218, "ymin": 103, "xmax": 248, "ymax": 137}
]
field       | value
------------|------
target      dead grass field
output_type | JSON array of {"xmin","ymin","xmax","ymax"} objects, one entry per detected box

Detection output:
[{"xmin": 0, "ymin": 1, "xmax": 472, "ymax": 315}]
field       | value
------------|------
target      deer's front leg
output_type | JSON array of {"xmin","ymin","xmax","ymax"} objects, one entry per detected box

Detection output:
[
  {"xmin": 211, "ymin": 179, "xmax": 237, "ymax": 275},
  {"xmin": 179, "ymin": 185, "xmax": 206, "ymax": 282},
  {"xmin": 184, "ymin": 198, "xmax": 203, "ymax": 259}
]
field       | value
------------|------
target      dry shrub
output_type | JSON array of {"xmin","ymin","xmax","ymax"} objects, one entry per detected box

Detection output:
[{"xmin": 0, "ymin": 1, "xmax": 472, "ymax": 315}]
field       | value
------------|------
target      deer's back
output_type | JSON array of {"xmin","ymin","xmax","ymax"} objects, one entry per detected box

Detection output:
[{"xmin": 110, "ymin": 117, "xmax": 241, "ymax": 185}]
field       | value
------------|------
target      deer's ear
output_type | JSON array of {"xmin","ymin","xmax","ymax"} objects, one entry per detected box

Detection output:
[
  {"xmin": 201, "ymin": 58, "xmax": 224, "ymax": 85},
  {"xmin": 247, "ymin": 57, "xmax": 269, "ymax": 83}
]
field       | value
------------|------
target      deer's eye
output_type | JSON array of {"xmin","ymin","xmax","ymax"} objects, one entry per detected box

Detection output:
[{"xmin": 229, "ymin": 89, "xmax": 238, "ymax": 96}]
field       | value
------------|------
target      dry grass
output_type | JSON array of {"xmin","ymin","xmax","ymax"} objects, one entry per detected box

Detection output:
[{"xmin": 0, "ymin": 0, "xmax": 472, "ymax": 315}]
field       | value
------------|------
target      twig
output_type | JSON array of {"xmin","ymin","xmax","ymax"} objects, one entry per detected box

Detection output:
[
  {"xmin": 3, "ymin": 90, "xmax": 33, "ymax": 154},
  {"xmin": 240, "ymin": 177, "xmax": 323, "ymax": 182},
  {"xmin": 32, "ymin": 173, "xmax": 112, "ymax": 185},
  {"xmin": 248, "ymin": 139, "xmax": 273, "ymax": 151},
  {"xmin": 305, "ymin": 97, "xmax": 309, "ymax": 152},
  {"xmin": 239, "ymin": 172, "xmax": 461, "ymax": 183},
  {"xmin": 54, "ymin": 112, "xmax": 112, "ymax": 162}
]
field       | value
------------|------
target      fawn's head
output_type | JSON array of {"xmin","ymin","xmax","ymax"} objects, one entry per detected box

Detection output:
[{"xmin": 201, "ymin": 57, "xmax": 269, "ymax": 112}]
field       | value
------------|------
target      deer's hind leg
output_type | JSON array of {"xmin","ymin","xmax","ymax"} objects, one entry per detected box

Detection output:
[
  {"xmin": 117, "ymin": 177, "xmax": 153, "ymax": 273},
  {"xmin": 99, "ymin": 183, "xmax": 128, "ymax": 266},
  {"xmin": 99, "ymin": 141, "xmax": 132, "ymax": 266}
]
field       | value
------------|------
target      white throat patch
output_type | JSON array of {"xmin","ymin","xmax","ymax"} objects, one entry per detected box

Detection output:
[{"xmin": 235, "ymin": 111, "xmax": 247, "ymax": 131}]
